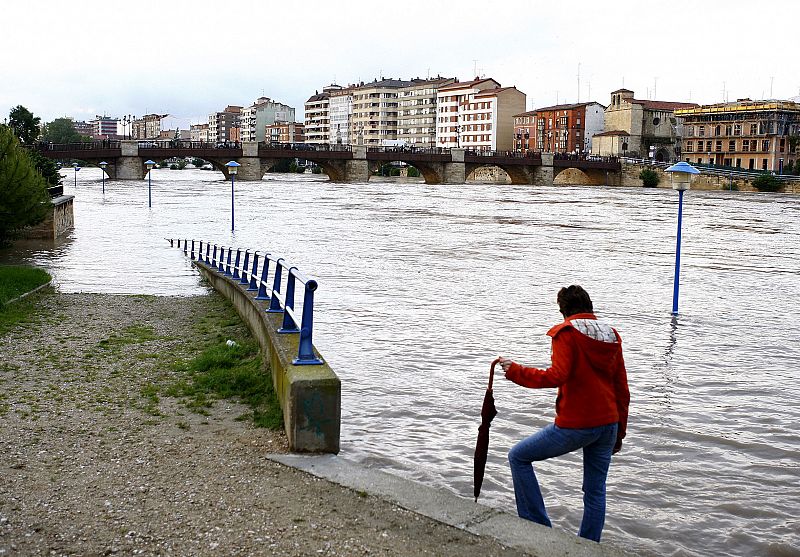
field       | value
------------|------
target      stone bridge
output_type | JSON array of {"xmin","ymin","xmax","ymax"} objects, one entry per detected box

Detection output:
[{"xmin": 37, "ymin": 141, "xmax": 621, "ymax": 185}]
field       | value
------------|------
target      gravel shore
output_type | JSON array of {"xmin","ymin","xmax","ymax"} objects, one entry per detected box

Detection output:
[{"xmin": 0, "ymin": 291, "xmax": 527, "ymax": 556}]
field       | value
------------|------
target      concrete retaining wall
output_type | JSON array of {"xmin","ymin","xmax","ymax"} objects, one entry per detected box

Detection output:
[
  {"xmin": 22, "ymin": 195, "xmax": 74, "ymax": 239},
  {"xmin": 195, "ymin": 262, "xmax": 340, "ymax": 453}
]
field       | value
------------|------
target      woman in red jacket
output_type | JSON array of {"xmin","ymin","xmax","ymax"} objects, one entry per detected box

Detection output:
[{"xmin": 498, "ymin": 285, "xmax": 629, "ymax": 542}]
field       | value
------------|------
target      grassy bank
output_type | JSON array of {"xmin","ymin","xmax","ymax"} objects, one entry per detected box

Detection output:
[
  {"xmin": 0, "ymin": 265, "xmax": 52, "ymax": 335},
  {"xmin": 0, "ymin": 265, "xmax": 51, "ymax": 305}
]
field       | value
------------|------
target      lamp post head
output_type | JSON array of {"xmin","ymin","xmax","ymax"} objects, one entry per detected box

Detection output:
[
  {"xmin": 665, "ymin": 161, "xmax": 700, "ymax": 191},
  {"xmin": 225, "ymin": 160, "xmax": 241, "ymax": 175},
  {"xmin": 144, "ymin": 159, "xmax": 156, "ymax": 170},
  {"xmin": 99, "ymin": 161, "xmax": 108, "ymax": 169}
]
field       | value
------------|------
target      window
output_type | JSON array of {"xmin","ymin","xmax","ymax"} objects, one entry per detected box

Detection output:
[
  {"xmin": 725, "ymin": 125, "xmax": 732, "ymax": 135},
  {"xmin": 716, "ymin": 140, "xmax": 723, "ymax": 152},
  {"xmin": 729, "ymin": 140, "xmax": 736, "ymax": 151},
  {"xmin": 762, "ymin": 139, "xmax": 770, "ymax": 152},
  {"xmin": 686, "ymin": 141, "xmax": 694, "ymax": 152},
  {"xmin": 750, "ymin": 123, "xmax": 758, "ymax": 135},
  {"xmin": 762, "ymin": 159, "xmax": 768, "ymax": 170},
  {"xmin": 715, "ymin": 125, "xmax": 721, "ymax": 136},
  {"xmin": 706, "ymin": 141, "xmax": 713, "ymax": 152},
  {"xmin": 699, "ymin": 125, "xmax": 705, "ymax": 137},
  {"xmin": 780, "ymin": 138, "xmax": 786, "ymax": 151},
  {"xmin": 686, "ymin": 125, "xmax": 694, "ymax": 136},
  {"xmin": 743, "ymin": 140, "xmax": 750, "ymax": 152},
  {"xmin": 734, "ymin": 124, "xmax": 741, "ymax": 136}
]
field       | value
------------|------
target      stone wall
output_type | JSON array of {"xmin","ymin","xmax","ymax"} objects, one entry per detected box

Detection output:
[
  {"xmin": 21, "ymin": 195, "xmax": 74, "ymax": 240},
  {"xmin": 618, "ymin": 162, "xmax": 798, "ymax": 193}
]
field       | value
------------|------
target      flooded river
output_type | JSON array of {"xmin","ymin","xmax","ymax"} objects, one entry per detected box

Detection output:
[{"xmin": 3, "ymin": 168, "xmax": 799, "ymax": 556}]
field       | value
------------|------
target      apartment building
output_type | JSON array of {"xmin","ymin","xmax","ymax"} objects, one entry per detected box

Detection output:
[
  {"xmin": 208, "ymin": 106, "xmax": 242, "ymax": 144},
  {"xmin": 240, "ymin": 97, "xmax": 295, "ymax": 143},
  {"xmin": 305, "ymin": 85, "xmax": 341, "ymax": 145},
  {"xmin": 329, "ymin": 86, "xmax": 354, "ymax": 145},
  {"xmin": 131, "ymin": 114, "xmax": 167, "ymax": 139},
  {"xmin": 397, "ymin": 77, "xmax": 456, "ymax": 148},
  {"xmin": 190, "ymin": 123, "xmax": 209, "ymax": 142},
  {"xmin": 265, "ymin": 122, "xmax": 305, "ymax": 144},
  {"xmin": 89, "ymin": 115, "xmax": 119, "ymax": 139},
  {"xmin": 349, "ymin": 79, "xmax": 411, "ymax": 146},
  {"xmin": 435, "ymin": 78, "xmax": 525, "ymax": 151},
  {"xmin": 677, "ymin": 99, "xmax": 800, "ymax": 171},
  {"xmin": 513, "ymin": 102, "xmax": 605, "ymax": 153},
  {"xmin": 592, "ymin": 88, "xmax": 696, "ymax": 161}
]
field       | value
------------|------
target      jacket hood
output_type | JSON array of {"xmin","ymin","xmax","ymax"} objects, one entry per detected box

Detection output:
[{"xmin": 548, "ymin": 313, "xmax": 622, "ymax": 375}]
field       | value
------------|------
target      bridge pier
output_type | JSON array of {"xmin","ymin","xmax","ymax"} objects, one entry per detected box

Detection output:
[
  {"xmin": 442, "ymin": 149, "xmax": 466, "ymax": 184},
  {"xmin": 116, "ymin": 141, "xmax": 146, "ymax": 180}
]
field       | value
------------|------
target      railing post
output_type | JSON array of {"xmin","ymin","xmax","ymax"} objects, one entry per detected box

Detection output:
[
  {"xmin": 294, "ymin": 280, "xmax": 323, "ymax": 365},
  {"xmin": 183, "ymin": 239, "xmax": 188, "ymax": 255},
  {"xmin": 213, "ymin": 245, "xmax": 218, "ymax": 268},
  {"xmin": 255, "ymin": 255, "xmax": 271, "ymax": 300},
  {"xmin": 248, "ymin": 253, "xmax": 259, "ymax": 291},
  {"xmin": 267, "ymin": 259, "xmax": 284, "ymax": 312},
  {"xmin": 191, "ymin": 239, "xmax": 196, "ymax": 260},
  {"xmin": 169, "ymin": 238, "xmax": 174, "ymax": 247},
  {"xmin": 218, "ymin": 246, "xmax": 226, "ymax": 273},
  {"xmin": 233, "ymin": 249, "xmax": 241, "ymax": 279},
  {"xmin": 205, "ymin": 242, "xmax": 210, "ymax": 264},
  {"xmin": 240, "ymin": 251, "xmax": 250, "ymax": 284},
  {"xmin": 278, "ymin": 269, "xmax": 300, "ymax": 333},
  {"xmin": 225, "ymin": 248, "xmax": 233, "ymax": 276}
]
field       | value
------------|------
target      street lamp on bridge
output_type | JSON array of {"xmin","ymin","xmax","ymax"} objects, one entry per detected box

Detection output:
[
  {"xmin": 225, "ymin": 161, "xmax": 241, "ymax": 232},
  {"xmin": 99, "ymin": 161, "xmax": 108, "ymax": 194},
  {"xmin": 144, "ymin": 160, "xmax": 156, "ymax": 208},
  {"xmin": 72, "ymin": 162, "xmax": 80, "ymax": 188}
]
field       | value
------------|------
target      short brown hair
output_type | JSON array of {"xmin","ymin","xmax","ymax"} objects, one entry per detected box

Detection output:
[{"xmin": 557, "ymin": 285, "xmax": 594, "ymax": 317}]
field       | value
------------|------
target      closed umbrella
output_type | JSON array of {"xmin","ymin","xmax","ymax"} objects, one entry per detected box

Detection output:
[{"xmin": 474, "ymin": 358, "xmax": 500, "ymax": 502}]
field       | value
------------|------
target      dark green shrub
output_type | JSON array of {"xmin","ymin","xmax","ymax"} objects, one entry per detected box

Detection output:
[
  {"xmin": 751, "ymin": 174, "xmax": 782, "ymax": 192},
  {"xmin": 390, "ymin": 167, "xmax": 401, "ymax": 176},
  {"xmin": 407, "ymin": 166, "xmax": 420, "ymax": 177},
  {"xmin": 639, "ymin": 168, "xmax": 660, "ymax": 187}
]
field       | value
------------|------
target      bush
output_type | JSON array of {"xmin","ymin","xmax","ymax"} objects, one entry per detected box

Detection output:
[
  {"xmin": 407, "ymin": 166, "xmax": 420, "ymax": 177},
  {"xmin": 311, "ymin": 165, "xmax": 322, "ymax": 174},
  {"xmin": 751, "ymin": 174, "xmax": 782, "ymax": 192},
  {"xmin": 639, "ymin": 168, "xmax": 660, "ymax": 188},
  {"xmin": 390, "ymin": 167, "xmax": 401, "ymax": 176}
]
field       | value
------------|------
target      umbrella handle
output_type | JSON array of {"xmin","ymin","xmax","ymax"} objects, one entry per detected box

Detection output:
[{"xmin": 489, "ymin": 358, "xmax": 500, "ymax": 391}]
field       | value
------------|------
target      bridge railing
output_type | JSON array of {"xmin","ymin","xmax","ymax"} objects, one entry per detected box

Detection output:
[
  {"xmin": 464, "ymin": 149, "xmax": 543, "ymax": 159},
  {"xmin": 622, "ymin": 156, "xmax": 800, "ymax": 181},
  {"xmin": 169, "ymin": 238, "xmax": 323, "ymax": 365},
  {"xmin": 366, "ymin": 146, "xmax": 450, "ymax": 155},
  {"xmin": 35, "ymin": 141, "xmax": 120, "ymax": 151}
]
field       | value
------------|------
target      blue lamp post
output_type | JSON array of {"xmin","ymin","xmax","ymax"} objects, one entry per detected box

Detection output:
[
  {"xmin": 72, "ymin": 162, "xmax": 80, "ymax": 187},
  {"xmin": 225, "ymin": 161, "xmax": 241, "ymax": 231},
  {"xmin": 99, "ymin": 161, "xmax": 108, "ymax": 194},
  {"xmin": 144, "ymin": 160, "xmax": 156, "ymax": 208},
  {"xmin": 664, "ymin": 161, "xmax": 700, "ymax": 315}
]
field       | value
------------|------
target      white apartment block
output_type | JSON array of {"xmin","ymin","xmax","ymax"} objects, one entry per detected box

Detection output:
[
  {"xmin": 208, "ymin": 106, "xmax": 241, "ymax": 143},
  {"xmin": 190, "ymin": 123, "xmax": 209, "ymax": 142},
  {"xmin": 240, "ymin": 97, "xmax": 295, "ymax": 143},
  {"xmin": 436, "ymin": 78, "xmax": 526, "ymax": 151},
  {"xmin": 329, "ymin": 87, "xmax": 354, "ymax": 145}
]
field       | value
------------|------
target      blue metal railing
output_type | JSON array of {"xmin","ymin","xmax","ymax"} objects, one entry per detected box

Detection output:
[{"xmin": 168, "ymin": 238, "xmax": 323, "ymax": 365}]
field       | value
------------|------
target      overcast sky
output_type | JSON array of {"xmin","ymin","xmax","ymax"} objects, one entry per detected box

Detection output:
[{"xmin": 2, "ymin": 0, "xmax": 798, "ymax": 129}]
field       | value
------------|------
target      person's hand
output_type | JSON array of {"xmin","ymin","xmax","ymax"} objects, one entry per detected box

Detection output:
[
  {"xmin": 497, "ymin": 357, "xmax": 514, "ymax": 373},
  {"xmin": 612, "ymin": 438, "xmax": 623, "ymax": 454}
]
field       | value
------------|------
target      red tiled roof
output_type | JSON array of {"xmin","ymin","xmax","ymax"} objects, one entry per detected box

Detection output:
[
  {"xmin": 513, "ymin": 110, "xmax": 538, "ymax": 117},
  {"xmin": 630, "ymin": 99, "xmax": 698, "ymax": 111},
  {"xmin": 474, "ymin": 87, "xmax": 519, "ymax": 97},
  {"xmin": 438, "ymin": 78, "xmax": 500, "ymax": 91}
]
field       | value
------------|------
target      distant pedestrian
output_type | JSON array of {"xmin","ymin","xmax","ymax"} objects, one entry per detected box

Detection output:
[{"xmin": 498, "ymin": 285, "xmax": 629, "ymax": 542}]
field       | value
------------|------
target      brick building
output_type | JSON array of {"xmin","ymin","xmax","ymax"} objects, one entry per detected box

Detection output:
[{"xmin": 513, "ymin": 102, "xmax": 605, "ymax": 153}]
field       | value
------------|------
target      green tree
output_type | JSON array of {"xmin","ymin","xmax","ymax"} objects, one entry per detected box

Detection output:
[
  {"xmin": 639, "ymin": 168, "xmax": 660, "ymax": 187},
  {"xmin": 751, "ymin": 174, "xmax": 781, "ymax": 192},
  {"xmin": 26, "ymin": 149, "xmax": 62, "ymax": 186},
  {"xmin": 41, "ymin": 118, "xmax": 82, "ymax": 144},
  {"xmin": 8, "ymin": 105, "xmax": 41, "ymax": 145},
  {"xmin": 0, "ymin": 126, "xmax": 50, "ymax": 244}
]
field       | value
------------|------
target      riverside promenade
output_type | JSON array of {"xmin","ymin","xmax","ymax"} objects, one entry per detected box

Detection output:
[{"xmin": 0, "ymin": 289, "xmax": 620, "ymax": 556}]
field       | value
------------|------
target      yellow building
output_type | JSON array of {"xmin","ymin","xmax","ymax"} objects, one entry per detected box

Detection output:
[{"xmin": 676, "ymin": 99, "xmax": 800, "ymax": 172}]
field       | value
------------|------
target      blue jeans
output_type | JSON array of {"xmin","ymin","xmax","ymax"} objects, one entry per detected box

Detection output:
[{"xmin": 508, "ymin": 422, "xmax": 618, "ymax": 542}]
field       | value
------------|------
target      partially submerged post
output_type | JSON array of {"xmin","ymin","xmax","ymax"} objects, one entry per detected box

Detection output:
[{"xmin": 664, "ymin": 161, "xmax": 700, "ymax": 315}]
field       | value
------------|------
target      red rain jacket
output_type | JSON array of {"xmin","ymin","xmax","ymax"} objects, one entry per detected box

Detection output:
[{"xmin": 505, "ymin": 313, "xmax": 629, "ymax": 441}]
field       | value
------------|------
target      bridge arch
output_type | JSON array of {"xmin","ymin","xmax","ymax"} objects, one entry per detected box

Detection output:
[
  {"xmin": 465, "ymin": 163, "xmax": 537, "ymax": 185},
  {"xmin": 553, "ymin": 166, "xmax": 608, "ymax": 186}
]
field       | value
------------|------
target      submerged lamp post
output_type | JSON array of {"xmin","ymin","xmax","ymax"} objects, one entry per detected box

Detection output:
[
  {"xmin": 99, "ymin": 161, "xmax": 108, "ymax": 194},
  {"xmin": 144, "ymin": 160, "xmax": 156, "ymax": 208},
  {"xmin": 72, "ymin": 163, "xmax": 80, "ymax": 187},
  {"xmin": 225, "ymin": 161, "xmax": 241, "ymax": 231},
  {"xmin": 665, "ymin": 161, "xmax": 700, "ymax": 315}
]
